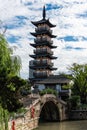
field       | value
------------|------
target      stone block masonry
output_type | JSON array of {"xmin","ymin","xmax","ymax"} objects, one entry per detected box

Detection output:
[
  {"xmin": 8, "ymin": 97, "xmax": 40, "ymax": 130},
  {"xmin": 9, "ymin": 117, "xmax": 39, "ymax": 130}
]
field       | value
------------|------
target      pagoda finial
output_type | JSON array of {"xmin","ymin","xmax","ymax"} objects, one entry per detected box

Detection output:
[{"xmin": 43, "ymin": 5, "xmax": 46, "ymax": 19}]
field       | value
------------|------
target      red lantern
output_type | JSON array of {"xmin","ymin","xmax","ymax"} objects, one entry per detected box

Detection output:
[
  {"xmin": 12, "ymin": 120, "xmax": 15, "ymax": 130},
  {"xmin": 31, "ymin": 106, "xmax": 35, "ymax": 118}
]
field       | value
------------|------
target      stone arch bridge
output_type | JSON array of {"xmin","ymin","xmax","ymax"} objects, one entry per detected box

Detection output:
[
  {"xmin": 11, "ymin": 94, "xmax": 69, "ymax": 130},
  {"xmin": 23, "ymin": 94, "xmax": 68, "ymax": 122},
  {"xmin": 38, "ymin": 94, "xmax": 68, "ymax": 122}
]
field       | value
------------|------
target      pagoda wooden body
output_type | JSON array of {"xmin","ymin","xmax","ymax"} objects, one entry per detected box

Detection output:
[{"xmin": 29, "ymin": 6, "xmax": 57, "ymax": 83}]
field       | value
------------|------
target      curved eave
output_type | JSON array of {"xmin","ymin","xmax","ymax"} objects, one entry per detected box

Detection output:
[
  {"xmin": 53, "ymin": 46, "xmax": 57, "ymax": 48},
  {"xmin": 30, "ymin": 43, "xmax": 36, "ymax": 48},
  {"xmin": 51, "ymin": 68, "xmax": 57, "ymax": 70},
  {"xmin": 30, "ymin": 66, "xmax": 57, "ymax": 70},
  {"xmin": 29, "ymin": 77, "xmax": 46, "ymax": 82},
  {"xmin": 29, "ymin": 54, "xmax": 57, "ymax": 59},
  {"xmin": 30, "ymin": 43, "xmax": 57, "ymax": 49},
  {"xmin": 31, "ymin": 32, "xmax": 56, "ymax": 38},
  {"xmin": 51, "ymin": 56, "xmax": 57, "ymax": 59},
  {"xmin": 31, "ymin": 19, "xmax": 56, "ymax": 28},
  {"xmin": 48, "ymin": 67, "xmax": 57, "ymax": 70}
]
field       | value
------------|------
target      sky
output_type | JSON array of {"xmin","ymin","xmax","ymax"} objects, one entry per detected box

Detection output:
[{"xmin": 0, "ymin": 0, "xmax": 87, "ymax": 79}]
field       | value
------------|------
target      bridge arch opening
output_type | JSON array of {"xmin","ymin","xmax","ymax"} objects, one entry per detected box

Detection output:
[{"xmin": 39, "ymin": 101, "xmax": 60, "ymax": 123}]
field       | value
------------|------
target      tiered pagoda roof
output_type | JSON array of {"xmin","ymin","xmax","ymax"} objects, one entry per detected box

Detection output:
[
  {"xmin": 29, "ymin": 54, "xmax": 57, "ymax": 59},
  {"xmin": 29, "ymin": 6, "xmax": 57, "ymax": 82},
  {"xmin": 30, "ymin": 32, "xmax": 56, "ymax": 38},
  {"xmin": 36, "ymin": 75, "xmax": 71, "ymax": 84},
  {"xmin": 31, "ymin": 6, "xmax": 56, "ymax": 28},
  {"xmin": 30, "ymin": 43, "xmax": 57, "ymax": 49}
]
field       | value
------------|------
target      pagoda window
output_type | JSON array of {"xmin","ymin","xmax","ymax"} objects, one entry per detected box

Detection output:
[
  {"xmin": 42, "ymin": 35, "xmax": 51, "ymax": 41},
  {"xmin": 47, "ymin": 71, "xmax": 49, "ymax": 75},
  {"xmin": 38, "ymin": 24, "xmax": 41, "ymax": 27},
  {"xmin": 36, "ymin": 70, "xmax": 40, "ymax": 74},
  {"xmin": 42, "ymin": 34, "xmax": 46, "ymax": 39},
  {"xmin": 37, "ymin": 35, "xmax": 41, "ymax": 39},
  {"xmin": 42, "ymin": 58, "xmax": 47, "ymax": 62},
  {"xmin": 43, "ymin": 46, "xmax": 47, "ymax": 49},
  {"xmin": 42, "ymin": 24, "xmax": 50, "ymax": 29},
  {"xmin": 37, "ymin": 57, "xmax": 40, "ymax": 60},
  {"xmin": 49, "ymin": 70, "xmax": 52, "ymax": 75},
  {"xmin": 41, "ymin": 24, "xmax": 44, "ymax": 27},
  {"xmin": 37, "ymin": 24, "xmax": 51, "ymax": 33},
  {"xmin": 48, "ymin": 59, "xmax": 51, "ymax": 63},
  {"xmin": 47, "ymin": 35, "xmax": 51, "ymax": 40},
  {"xmin": 45, "ymin": 24, "xmax": 50, "ymax": 30},
  {"xmin": 37, "ymin": 59, "xmax": 40, "ymax": 61},
  {"xmin": 36, "ymin": 46, "xmax": 40, "ymax": 49},
  {"xmin": 46, "ymin": 24, "xmax": 50, "ymax": 28},
  {"xmin": 36, "ymin": 48, "xmax": 40, "ymax": 52}
]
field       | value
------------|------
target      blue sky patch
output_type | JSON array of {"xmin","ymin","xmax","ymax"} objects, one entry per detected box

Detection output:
[
  {"xmin": 15, "ymin": 15, "xmax": 28, "ymax": 25},
  {"xmin": 29, "ymin": 7, "xmax": 42, "ymax": 11},
  {"xmin": 77, "ymin": 12, "xmax": 87, "ymax": 18},
  {"xmin": 24, "ymin": 2, "xmax": 33, "ymax": 6},
  {"xmin": 16, "ymin": 16, "xmax": 28, "ymax": 20},
  {"xmin": 64, "ymin": 46, "xmax": 84, "ymax": 51},
  {"xmin": 46, "ymin": 4, "xmax": 62, "ymax": 10},
  {"xmin": 65, "ymin": 46, "xmax": 73, "ymax": 50},
  {"xmin": 7, "ymin": 24, "xmax": 18, "ymax": 29},
  {"xmin": 81, "ymin": 37, "xmax": 87, "ymax": 41},
  {"xmin": 7, "ymin": 16, "xmax": 27, "ymax": 29},
  {"xmin": 63, "ymin": 24, "xmax": 72, "ymax": 29},
  {"xmin": 58, "ymin": 36, "xmax": 78, "ymax": 42},
  {"xmin": 75, "ymin": 47, "xmax": 84, "ymax": 50},
  {"xmin": 7, "ymin": 36, "xmax": 21, "ymax": 43}
]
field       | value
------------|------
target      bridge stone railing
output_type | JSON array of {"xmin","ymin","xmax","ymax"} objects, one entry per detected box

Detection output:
[
  {"xmin": 8, "ymin": 95, "xmax": 41, "ymax": 130},
  {"xmin": 8, "ymin": 94, "xmax": 69, "ymax": 130}
]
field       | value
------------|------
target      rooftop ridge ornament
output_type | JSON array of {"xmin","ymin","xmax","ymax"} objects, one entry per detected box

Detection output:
[{"xmin": 43, "ymin": 5, "xmax": 46, "ymax": 19}]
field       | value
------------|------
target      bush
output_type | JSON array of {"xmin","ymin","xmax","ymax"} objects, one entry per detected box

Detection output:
[
  {"xmin": 0, "ymin": 105, "xmax": 9, "ymax": 130},
  {"xmin": 69, "ymin": 95, "xmax": 80, "ymax": 109},
  {"xmin": 40, "ymin": 88, "xmax": 57, "ymax": 96}
]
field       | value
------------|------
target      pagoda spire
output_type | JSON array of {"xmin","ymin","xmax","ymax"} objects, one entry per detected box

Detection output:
[
  {"xmin": 43, "ymin": 5, "xmax": 46, "ymax": 19},
  {"xmin": 29, "ymin": 6, "xmax": 57, "ymax": 83}
]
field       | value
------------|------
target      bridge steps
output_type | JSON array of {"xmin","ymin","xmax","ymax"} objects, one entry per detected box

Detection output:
[
  {"xmin": 8, "ymin": 94, "xmax": 68, "ymax": 130},
  {"xmin": 20, "ymin": 94, "xmax": 40, "ymax": 108}
]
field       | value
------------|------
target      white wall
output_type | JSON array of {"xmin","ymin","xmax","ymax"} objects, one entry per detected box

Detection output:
[
  {"xmin": 37, "ymin": 84, "xmax": 45, "ymax": 91},
  {"xmin": 56, "ymin": 84, "xmax": 61, "ymax": 92}
]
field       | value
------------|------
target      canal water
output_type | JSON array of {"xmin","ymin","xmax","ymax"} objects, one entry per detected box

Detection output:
[{"xmin": 37, "ymin": 120, "xmax": 87, "ymax": 130}]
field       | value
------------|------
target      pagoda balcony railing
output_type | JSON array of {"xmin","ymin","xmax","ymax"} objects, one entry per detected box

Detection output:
[
  {"xmin": 33, "ymin": 60, "xmax": 53, "ymax": 66},
  {"xmin": 33, "ymin": 71, "xmax": 48, "ymax": 78},
  {"xmin": 34, "ymin": 37, "xmax": 53, "ymax": 44},
  {"xmin": 34, "ymin": 48, "xmax": 53, "ymax": 55},
  {"xmin": 35, "ymin": 26, "xmax": 52, "ymax": 34}
]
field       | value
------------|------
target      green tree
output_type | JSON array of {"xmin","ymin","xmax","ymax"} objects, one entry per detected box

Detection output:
[
  {"xmin": 20, "ymin": 80, "xmax": 31, "ymax": 96},
  {"xmin": 0, "ymin": 34, "xmax": 23, "ymax": 111},
  {"xmin": 69, "ymin": 63, "xmax": 87, "ymax": 104},
  {"xmin": 0, "ymin": 105, "xmax": 9, "ymax": 130},
  {"xmin": 2, "ymin": 76, "xmax": 26, "ymax": 112},
  {"xmin": 69, "ymin": 95, "xmax": 80, "ymax": 109}
]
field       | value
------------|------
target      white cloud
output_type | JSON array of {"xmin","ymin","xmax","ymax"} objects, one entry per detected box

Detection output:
[{"xmin": 0, "ymin": 0, "xmax": 87, "ymax": 79}]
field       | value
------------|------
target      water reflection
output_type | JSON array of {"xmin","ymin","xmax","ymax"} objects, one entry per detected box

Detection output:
[{"xmin": 37, "ymin": 121, "xmax": 87, "ymax": 130}]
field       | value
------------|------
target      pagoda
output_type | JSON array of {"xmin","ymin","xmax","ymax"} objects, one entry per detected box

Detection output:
[{"xmin": 29, "ymin": 6, "xmax": 57, "ymax": 83}]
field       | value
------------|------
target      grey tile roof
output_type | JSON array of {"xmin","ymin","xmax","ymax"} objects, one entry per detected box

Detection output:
[{"xmin": 36, "ymin": 75, "xmax": 71, "ymax": 84}]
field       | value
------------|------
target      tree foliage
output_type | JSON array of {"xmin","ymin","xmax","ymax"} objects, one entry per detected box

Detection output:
[
  {"xmin": 40, "ymin": 88, "xmax": 57, "ymax": 96},
  {"xmin": 69, "ymin": 63, "xmax": 87, "ymax": 104},
  {"xmin": 69, "ymin": 95, "xmax": 80, "ymax": 109},
  {"xmin": 0, "ymin": 34, "xmax": 25, "ymax": 112},
  {"xmin": 0, "ymin": 34, "xmax": 21, "ymax": 77},
  {"xmin": 0, "ymin": 105, "xmax": 9, "ymax": 130}
]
